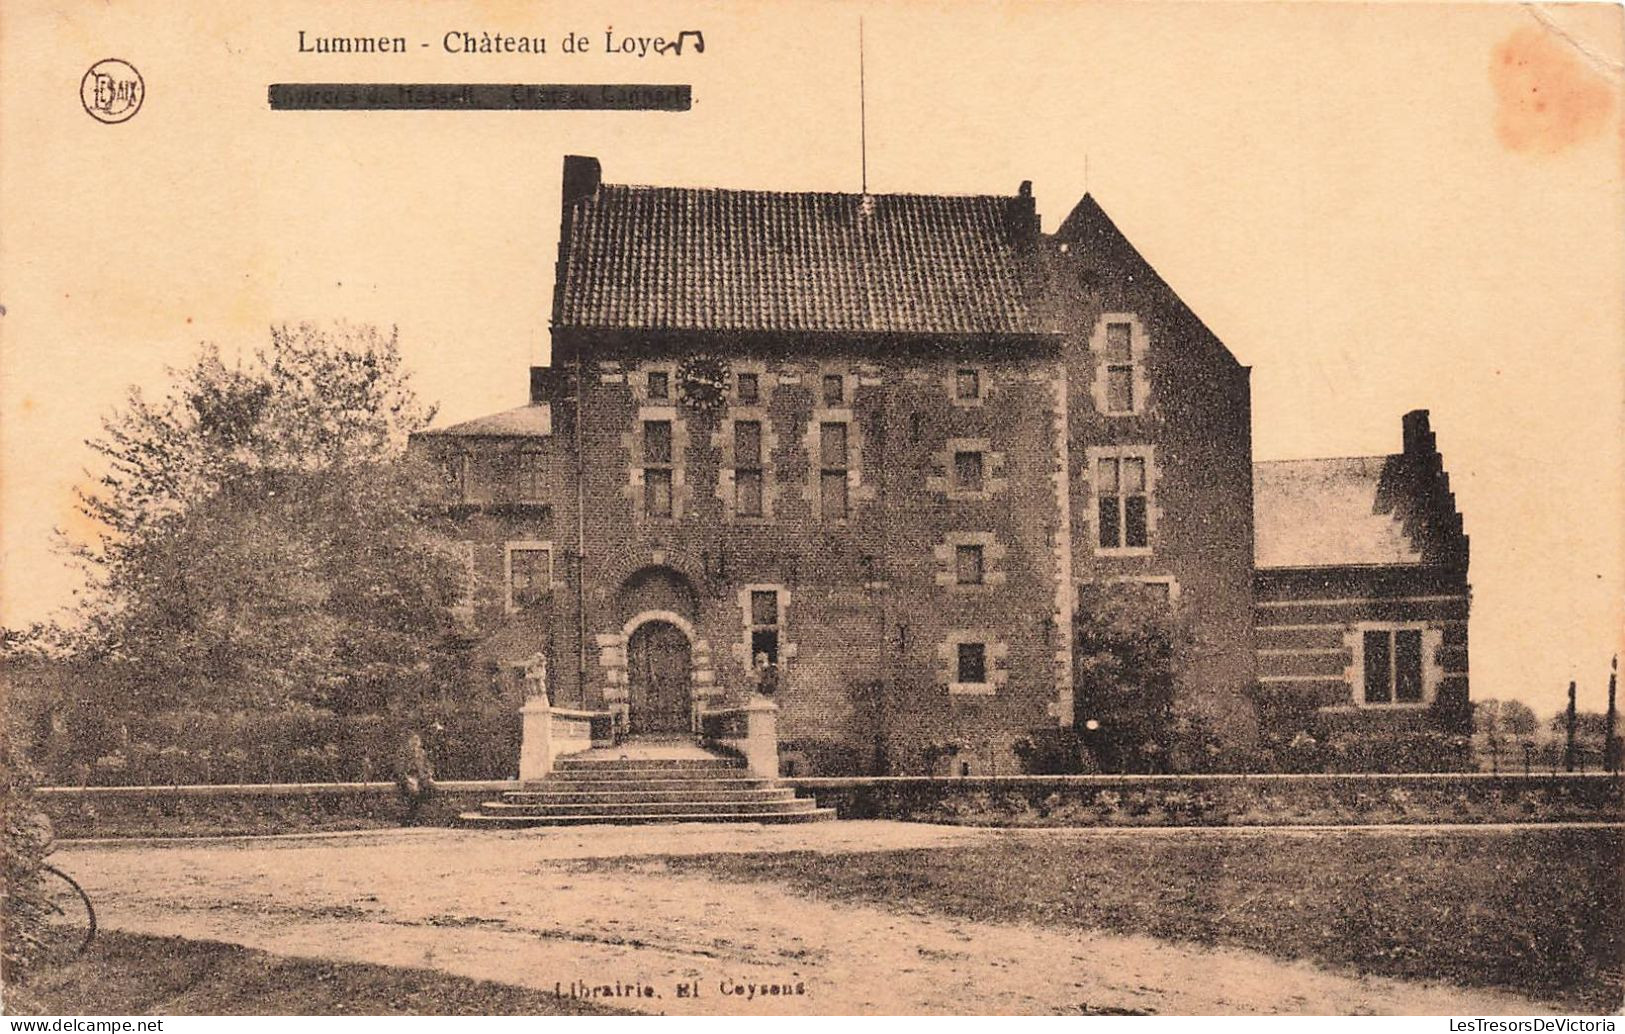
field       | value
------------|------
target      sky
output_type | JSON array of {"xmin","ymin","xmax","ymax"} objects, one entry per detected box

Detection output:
[{"xmin": 2, "ymin": 0, "xmax": 1621, "ymax": 718}]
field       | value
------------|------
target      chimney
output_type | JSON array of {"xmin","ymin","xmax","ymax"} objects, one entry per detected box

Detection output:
[
  {"xmin": 529, "ymin": 366, "xmax": 549, "ymax": 405},
  {"xmin": 561, "ymin": 155, "xmax": 601, "ymax": 206},
  {"xmin": 1401, "ymin": 409, "xmax": 1434, "ymax": 457},
  {"xmin": 1018, "ymin": 180, "xmax": 1032, "ymax": 197}
]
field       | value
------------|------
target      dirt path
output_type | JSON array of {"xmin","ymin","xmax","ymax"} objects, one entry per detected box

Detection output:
[{"xmin": 56, "ymin": 823, "xmax": 1556, "ymax": 1015}]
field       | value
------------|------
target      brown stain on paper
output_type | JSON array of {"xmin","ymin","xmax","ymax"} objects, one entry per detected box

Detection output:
[{"xmin": 1489, "ymin": 24, "xmax": 1617, "ymax": 156}]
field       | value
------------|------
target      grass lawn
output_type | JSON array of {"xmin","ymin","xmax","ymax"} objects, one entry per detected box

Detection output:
[
  {"xmin": 3, "ymin": 930, "xmax": 625, "ymax": 1016},
  {"xmin": 583, "ymin": 827, "xmax": 1623, "ymax": 1013}
]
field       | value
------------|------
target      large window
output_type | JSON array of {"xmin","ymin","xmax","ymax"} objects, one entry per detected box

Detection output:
[
  {"xmin": 643, "ymin": 420, "xmax": 673, "ymax": 518},
  {"xmin": 1363, "ymin": 628, "xmax": 1424, "ymax": 705},
  {"xmin": 1096, "ymin": 454, "xmax": 1149, "ymax": 550},
  {"xmin": 734, "ymin": 420, "xmax": 764, "ymax": 518},
  {"xmin": 820, "ymin": 421, "xmax": 849, "ymax": 518}
]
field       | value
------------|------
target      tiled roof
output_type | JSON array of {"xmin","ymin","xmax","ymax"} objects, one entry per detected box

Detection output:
[
  {"xmin": 416, "ymin": 404, "xmax": 551, "ymax": 438},
  {"xmin": 1253, "ymin": 456, "xmax": 1422, "ymax": 568},
  {"xmin": 555, "ymin": 185, "xmax": 1046, "ymax": 335}
]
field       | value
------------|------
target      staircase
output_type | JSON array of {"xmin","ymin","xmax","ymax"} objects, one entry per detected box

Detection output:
[{"xmin": 459, "ymin": 751, "xmax": 834, "ymax": 827}]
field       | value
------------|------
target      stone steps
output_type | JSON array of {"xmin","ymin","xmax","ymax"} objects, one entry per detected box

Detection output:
[{"xmin": 458, "ymin": 750, "xmax": 834, "ymax": 827}]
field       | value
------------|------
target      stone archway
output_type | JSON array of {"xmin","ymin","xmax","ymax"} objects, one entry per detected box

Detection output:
[
  {"xmin": 625, "ymin": 619, "xmax": 693, "ymax": 735},
  {"xmin": 596, "ymin": 580, "xmax": 718, "ymax": 731}
]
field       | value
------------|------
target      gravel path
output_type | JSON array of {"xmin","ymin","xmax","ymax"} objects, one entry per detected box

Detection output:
[{"xmin": 55, "ymin": 822, "xmax": 1558, "ymax": 1015}]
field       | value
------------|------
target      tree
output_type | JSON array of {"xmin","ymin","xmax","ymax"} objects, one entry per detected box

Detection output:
[
  {"xmin": 1501, "ymin": 699, "xmax": 1538, "ymax": 739},
  {"xmin": 1072, "ymin": 582, "xmax": 1192, "ymax": 773},
  {"xmin": 62, "ymin": 323, "xmax": 468, "ymax": 715}
]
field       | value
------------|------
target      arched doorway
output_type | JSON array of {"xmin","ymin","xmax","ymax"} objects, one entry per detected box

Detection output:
[{"xmin": 626, "ymin": 619, "xmax": 692, "ymax": 735}]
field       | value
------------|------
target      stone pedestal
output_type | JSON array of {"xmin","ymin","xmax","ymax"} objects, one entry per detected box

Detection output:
[
  {"xmin": 518, "ymin": 694, "xmax": 553, "ymax": 782},
  {"xmin": 739, "ymin": 696, "xmax": 779, "ymax": 780}
]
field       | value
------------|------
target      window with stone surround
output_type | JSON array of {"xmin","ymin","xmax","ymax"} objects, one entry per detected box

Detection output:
[
  {"xmin": 938, "ymin": 630, "xmax": 1007, "ymax": 694},
  {"xmin": 750, "ymin": 589, "xmax": 780, "ymax": 667},
  {"xmin": 737, "ymin": 585, "xmax": 792, "ymax": 691},
  {"xmin": 929, "ymin": 438, "xmax": 1006, "ymax": 501},
  {"xmin": 956, "ymin": 544, "xmax": 984, "ymax": 585},
  {"xmin": 646, "ymin": 370, "xmax": 670, "ymax": 400},
  {"xmin": 953, "ymin": 450, "xmax": 985, "ymax": 494},
  {"xmin": 822, "ymin": 373, "xmax": 845, "ymax": 407},
  {"xmin": 736, "ymin": 371, "xmax": 760, "ymax": 403},
  {"xmin": 1089, "ymin": 445, "xmax": 1157, "ymax": 555},
  {"xmin": 1090, "ymin": 314, "xmax": 1151, "ymax": 417},
  {"xmin": 956, "ymin": 368, "xmax": 980, "ymax": 400},
  {"xmin": 1363, "ymin": 626, "xmax": 1424, "ymax": 705},
  {"xmin": 643, "ymin": 419, "xmax": 673, "ymax": 518},
  {"xmin": 935, "ymin": 531, "xmax": 1007, "ymax": 591},
  {"xmin": 820, "ymin": 421, "xmax": 849, "ymax": 519},
  {"xmin": 505, "ymin": 541, "xmax": 552, "ymax": 612},
  {"xmin": 957, "ymin": 642, "xmax": 987, "ymax": 684},
  {"xmin": 734, "ymin": 420, "xmax": 764, "ymax": 518}
]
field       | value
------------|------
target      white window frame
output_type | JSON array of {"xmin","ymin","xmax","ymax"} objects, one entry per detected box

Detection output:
[{"xmin": 1349, "ymin": 621, "xmax": 1440, "ymax": 709}]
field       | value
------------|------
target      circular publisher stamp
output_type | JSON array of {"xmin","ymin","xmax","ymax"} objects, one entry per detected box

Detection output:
[{"xmin": 80, "ymin": 59, "xmax": 144, "ymax": 124}]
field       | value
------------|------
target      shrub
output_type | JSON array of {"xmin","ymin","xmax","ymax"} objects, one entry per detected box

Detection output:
[{"xmin": 1, "ymin": 734, "xmax": 52, "ymax": 982}]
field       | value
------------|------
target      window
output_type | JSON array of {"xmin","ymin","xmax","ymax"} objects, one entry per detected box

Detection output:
[
  {"xmin": 749, "ymin": 589, "xmax": 781, "ymax": 670},
  {"xmin": 820, "ymin": 421, "xmax": 848, "ymax": 518},
  {"xmin": 953, "ymin": 450, "xmax": 985, "ymax": 494},
  {"xmin": 736, "ymin": 372, "xmax": 759, "ymax": 403},
  {"xmin": 647, "ymin": 371, "xmax": 669, "ymax": 400},
  {"xmin": 508, "ymin": 546, "xmax": 551, "ymax": 610},
  {"xmin": 1363, "ymin": 628, "xmax": 1424, "ymax": 705},
  {"xmin": 516, "ymin": 447, "xmax": 546, "ymax": 501},
  {"xmin": 955, "ymin": 368, "xmax": 980, "ymax": 401},
  {"xmin": 1097, "ymin": 455, "xmax": 1148, "ymax": 549},
  {"xmin": 643, "ymin": 420, "xmax": 673, "ymax": 518},
  {"xmin": 822, "ymin": 373, "xmax": 844, "ymax": 406},
  {"xmin": 955, "ymin": 544, "xmax": 984, "ymax": 585},
  {"xmin": 734, "ymin": 420, "xmax": 764, "ymax": 517},
  {"xmin": 1104, "ymin": 321, "xmax": 1134, "ymax": 413},
  {"xmin": 957, "ymin": 642, "xmax": 987, "ymax": 684}
]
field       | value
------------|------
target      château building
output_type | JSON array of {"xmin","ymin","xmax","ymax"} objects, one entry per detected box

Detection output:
[{"xmin": 409, "ymin": 155, "xmax": 1469, "ymax": 776}]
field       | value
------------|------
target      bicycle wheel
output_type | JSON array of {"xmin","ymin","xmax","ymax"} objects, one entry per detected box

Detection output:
[{"xmin": 38, "ymin": 863, "xmax": 96, "ymax": 963}]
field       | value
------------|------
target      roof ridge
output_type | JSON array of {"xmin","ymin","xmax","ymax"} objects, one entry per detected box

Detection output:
[
  {"xmin": 599, "ymin": 182, "xmax": 1023, "ymax": 203},
  {"xmin": 1254, "ymin": 453, "xmax": 1395, "ymax": 466}
]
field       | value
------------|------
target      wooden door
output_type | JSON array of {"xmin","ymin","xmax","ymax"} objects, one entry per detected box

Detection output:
[{"xmin": 627, "ymin": 621, "xmax": 692, "ymax": 735}]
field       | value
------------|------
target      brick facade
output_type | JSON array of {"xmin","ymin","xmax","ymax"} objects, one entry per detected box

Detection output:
[{"xmin": 408, "ymin": 155, "xmax": 1454, "ymax": 775}]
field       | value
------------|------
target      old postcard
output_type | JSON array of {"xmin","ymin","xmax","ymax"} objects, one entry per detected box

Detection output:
[{"xmin": 1, "ymin": 0, "xmax": 1621, "ymax": 1021}]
